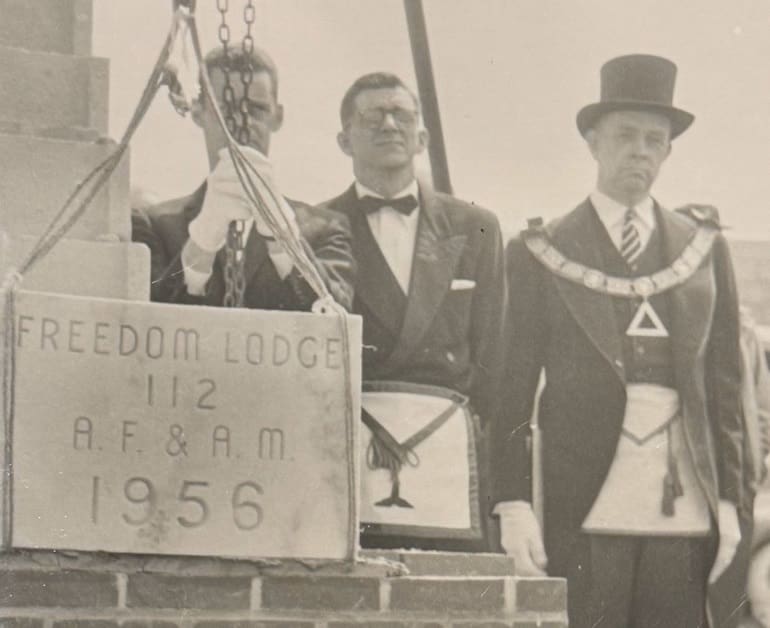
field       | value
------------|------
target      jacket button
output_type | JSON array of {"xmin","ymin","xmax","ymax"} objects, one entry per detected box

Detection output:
[{"xmin": 446, "ymin": 351, "xmax": 456, "ymax": 363}]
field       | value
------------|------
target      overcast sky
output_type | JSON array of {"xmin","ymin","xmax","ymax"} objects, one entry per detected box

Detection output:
[{"xmin": 93, "ymin": 0, "xmax": 770, "ymax": 239}]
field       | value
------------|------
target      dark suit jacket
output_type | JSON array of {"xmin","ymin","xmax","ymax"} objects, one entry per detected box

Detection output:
[
  {"xmin": 321, "ymin": 181, "xmax": 506, "ymax": 423},
  {"xmin": 491, "ymin": 198, "xmax": 743, "ymax": 576},
  {"xmin": 131, "ymin": 184, "xmax": 354, "ymax": 311}
]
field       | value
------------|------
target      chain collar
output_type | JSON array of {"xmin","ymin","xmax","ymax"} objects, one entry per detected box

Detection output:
[{"xmin": 523, "ymin": 219, "xmax": 718, "ymax": 299}]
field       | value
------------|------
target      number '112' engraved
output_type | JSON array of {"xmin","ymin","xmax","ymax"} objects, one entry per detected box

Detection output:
[{"xmin": 146, "ymin": 374, "xmax": 216, "ymax": 410}]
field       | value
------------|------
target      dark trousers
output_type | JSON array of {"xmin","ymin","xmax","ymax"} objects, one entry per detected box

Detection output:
[{"xmin": 567, "ymin": 533, "xmax": 713, "ymax": 628}]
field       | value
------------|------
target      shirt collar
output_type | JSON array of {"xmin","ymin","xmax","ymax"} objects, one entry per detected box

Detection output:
[
  {"xmin": 355, "ymin": 179, "xmax": 419, "ymax": 203},
  {"xmin": 590, "ymin": 188, "xmax": 655, "ymax": 231}
]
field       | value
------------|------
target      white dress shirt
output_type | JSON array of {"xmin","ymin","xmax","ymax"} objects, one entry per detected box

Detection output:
[
  {"xmin": 356, "ymin": 180, "xmax": 420, "ymax": 295},
  {"xmin": 590, "ymin": 189, "xmax": 655, "ymax": 254}
]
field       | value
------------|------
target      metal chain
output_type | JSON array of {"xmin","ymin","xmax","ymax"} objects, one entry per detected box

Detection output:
[
  {"xmin": 216, "ymin": 0, "xmax": 238, "ymax": 137},
  {"xmin": 238, "ymin": 0, "xmax": 256, "ymax": 145},
  {"xmin": 217, "ymin": 0, "xmax": 245, "ymax": 307},
  {"xmin": 223, "ymin": 219, "xmax": 247, "ymax": 308}
]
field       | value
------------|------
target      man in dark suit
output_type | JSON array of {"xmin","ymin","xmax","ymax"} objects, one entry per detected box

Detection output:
[
  {"xmin": 132, "ymin": 45, "xmax": 354, "ymax": 312},
  {"xmin": 323, "ymin": 73, "xmax": 505, "ymax": 551},
  {"xmin": 492, "ymin": 54, "xmax": 744, "ymax": 627}
]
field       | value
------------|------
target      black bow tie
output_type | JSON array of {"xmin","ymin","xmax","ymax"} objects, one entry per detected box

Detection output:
[{"xmin": 359, "ymin": 194, "xmax": 418, "ymax": 216}]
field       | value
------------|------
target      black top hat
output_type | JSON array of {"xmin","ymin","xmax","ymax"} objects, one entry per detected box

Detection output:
[{"xmin": 576, "ymin": 54, "xmax": 694, "ymax": 139}]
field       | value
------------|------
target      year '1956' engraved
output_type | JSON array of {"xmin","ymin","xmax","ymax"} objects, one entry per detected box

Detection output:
[{"xmin": 90, "ymin": 476, "xmax": 264, "ymax": 531}]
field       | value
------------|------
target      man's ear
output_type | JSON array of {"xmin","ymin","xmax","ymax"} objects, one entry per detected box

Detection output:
[
  {"xmin": 337, "ymin": 129, "xmax": 353, "ymax": 156},
  {"xmin": 268, "ymin": 103, "xmax": 284, "ymax": 132},
  {"xmin": 416, "ymin": 126, "xmax": 430, "ymax": 154},
  {"xmin": 585, "ymin": 128, "xmax": 599, "ymax": 159}
]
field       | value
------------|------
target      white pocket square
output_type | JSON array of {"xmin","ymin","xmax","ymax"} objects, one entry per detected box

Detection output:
[{"xmin": 450, "ymin": 279, "xmax": 476, "ymax": 290}]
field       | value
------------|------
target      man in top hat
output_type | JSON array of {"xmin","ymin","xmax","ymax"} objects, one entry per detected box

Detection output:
[
  {"xmin": 491, "ymin": 54, "xmax": 744, "ymax": 626},
  {"xmin": 322, "ymin": 72, "xmax": 505, "ymax": 551},
  {"xmin": 132, "ymin": 44, "xmax": 354, "ymax": 312}
]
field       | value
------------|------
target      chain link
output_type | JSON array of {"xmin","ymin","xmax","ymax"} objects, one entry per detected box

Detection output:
[
  {"xmin": 238, "ymin": 0, "xmax": 257, "ymax": 146},
  {"xmin": 218, "ymin": 0, "xmax": 250, "ymax": 307},
  {"xmin": 223, "ymin": 219, "xmax": 247, "ymax": 307},
  {"xmin": 217, "ymin": 0, "xmax": 238, "ymax": 137}
]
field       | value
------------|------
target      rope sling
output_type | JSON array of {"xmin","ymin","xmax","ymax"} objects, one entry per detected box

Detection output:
[{"xmin": 1, "ymin": 1, "xmax": 359, "ymax": 560}]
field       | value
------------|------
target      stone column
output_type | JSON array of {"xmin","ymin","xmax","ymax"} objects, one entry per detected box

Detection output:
[{"xmin": 0, "ymin": 0, "xmax": 150, "ymax": 548}]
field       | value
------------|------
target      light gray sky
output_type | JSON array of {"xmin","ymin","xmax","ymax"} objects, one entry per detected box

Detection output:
[{"xmin": 94, "ymin": 0, "xmax": 770, "ymax": 239}]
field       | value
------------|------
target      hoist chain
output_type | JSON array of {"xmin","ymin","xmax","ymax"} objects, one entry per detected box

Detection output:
[
  {"xmin": 217, "ymin": 0, "xmax": 256, "ymax": 308},
  {"xmin": 216, "ymin": 0, "xmax": 238, "ymax": 137},
  {"xmin": 223, "ymin": 219, "xmax": 247, "ymax": 308},
  {"xmin": 238, "ymin": 0, "xmax": 256, "ymax": 145}
]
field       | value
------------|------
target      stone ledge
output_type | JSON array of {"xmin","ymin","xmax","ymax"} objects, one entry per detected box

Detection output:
[
  {"xmin": 1, "ymin": 234, "xmax": 150, "ymax": 301},
  {"xmin": 0, "ymin": 45, "xmax": 108, "ymax": 134},
  {"xmin": 0, "ymin": 132, "xmax": 130, "ymax": 241},
  {"xmin": 0, "ymin": 549, "xmax": 518, "ymax": 579},
  {"xmin": 0, "ymin": 0, "xmax": 92, "ymax": 56}
]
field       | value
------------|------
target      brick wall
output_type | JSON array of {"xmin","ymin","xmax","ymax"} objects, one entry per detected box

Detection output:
[{"xmin": 0, "ymin": 551, "xmax": 567, "ymax": 627}]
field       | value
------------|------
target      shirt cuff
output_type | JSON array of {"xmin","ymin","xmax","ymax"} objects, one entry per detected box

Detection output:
[
  {"xmin": 181, "ymin": 238, "xmax": 217, "ymax": 296},
  {"xmin": 493, "ymin": 500, "xmax": 532, "ymax": 518}
]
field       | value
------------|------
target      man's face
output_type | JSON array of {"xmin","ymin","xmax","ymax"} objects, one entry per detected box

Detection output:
[
  {"xmin": 587, "ymin": 109, "xmax": 672, "ymax": 205},
  {"xmin": 197, "ymin": 67, "xmax": 283, "ymax": 157},
  {"xmin": 338, "ymin": 86, "xmax": 427, "ymax": 172}
]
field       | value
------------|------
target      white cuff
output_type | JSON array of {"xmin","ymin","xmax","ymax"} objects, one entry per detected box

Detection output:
[
  {"xmin": 493, "ymin": 500, "xmax": 533, "ymax": 518},
  {"xmin": 181, "ymin": 238, "xmax": 216, "ymax": 296}
]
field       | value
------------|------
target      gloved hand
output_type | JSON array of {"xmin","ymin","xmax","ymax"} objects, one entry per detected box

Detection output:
[
  {"xmin": 708, "ymin": 499, "xmax": 741, "ymax": 583},
  {"xmin": 188, "ymin": 149, "xmax": 256, "ymax": 252},
  {"xmin": 497, "ymin": 500, "xmax": 548, "ymax": 577},
  {"xmin": 189, "ymin": 146, "xmax": 299, "ymax": 252}
]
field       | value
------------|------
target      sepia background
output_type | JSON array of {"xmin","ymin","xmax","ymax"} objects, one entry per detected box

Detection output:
[{"xmin": 94, "ymin": 0, "xmax": 770, "ymax": 240}]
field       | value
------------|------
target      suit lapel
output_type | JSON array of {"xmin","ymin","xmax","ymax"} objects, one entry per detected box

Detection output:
[
  {"xmin": 335, "ymin": 185, "xmax": 407, "ymax": 337},
  {"xmin": 550, "ymin": 200, "xmax": 625, "ymax": 382},
  {"xmin": 386, "ymin": 184, "xmax": 466, "ymax": 368},
  {"xmin": 657, "ymin": 205, "xmax": 715, "ymax": 388}
]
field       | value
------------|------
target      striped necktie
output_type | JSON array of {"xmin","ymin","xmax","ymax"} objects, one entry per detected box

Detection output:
[{"xmin": 620, "ymin": 208, "xmax": 643, "ymax": 266}]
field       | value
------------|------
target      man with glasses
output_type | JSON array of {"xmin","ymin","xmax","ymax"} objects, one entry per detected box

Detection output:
[
  {"xmin": 323, "ymin": 73, "xmax": 505, "ymax": 551},
  {"xmin": 132, "ymin": 45, "xmax": 354, "ymax": 311}
]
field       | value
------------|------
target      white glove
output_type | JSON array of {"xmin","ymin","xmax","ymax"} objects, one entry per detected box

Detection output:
[
  {"xmin": 497, "ymin": 500, "xmax": 548, "ymax": 577},
  {"xmin": 188, "ymin": 149, "xmax": 255, "ymax": 252},
  {"xmin": 708, "ymin": 499, "xmax": 741, "ymax": 583}
]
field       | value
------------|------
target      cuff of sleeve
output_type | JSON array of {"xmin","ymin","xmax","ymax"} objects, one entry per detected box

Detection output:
[
  {"xmin": 493, "ymin": 500, "xmax": 532, "ymax": 518},
  {"xmin": 181, "ymin": 238, "xmax": 216, "ymax": 296}
]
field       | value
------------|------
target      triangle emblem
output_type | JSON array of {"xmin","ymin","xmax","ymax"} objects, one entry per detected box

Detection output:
[{"xmin": 626, "ymin": 300, "xmax": 669, "ymax": 337}]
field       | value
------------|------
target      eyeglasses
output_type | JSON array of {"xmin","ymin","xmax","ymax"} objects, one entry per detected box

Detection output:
[{"xmin": 356, "ymin": 107, "xmax": 418, "ymax": 129}]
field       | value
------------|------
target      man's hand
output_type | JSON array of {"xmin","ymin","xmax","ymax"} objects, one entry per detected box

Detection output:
[
  {"xmin": 497, "ymin": 501, "xmax": 548, "ymax": 577},
  {"xmin": 708, "ymin": 499, "xmax": 741, "ymax": 583},
  {"xmin": 188, "ymin": 150, "xmax": 256, "ymax": 252}
]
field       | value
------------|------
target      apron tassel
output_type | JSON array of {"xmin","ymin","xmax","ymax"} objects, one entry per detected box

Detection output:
[
  {"xmin": 662, "ymin": 472, "xmax": 676, "ymax": 516},
  {"xmin": 661, "ymin": 422, "xmax": 683, "ymax": 516}
]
